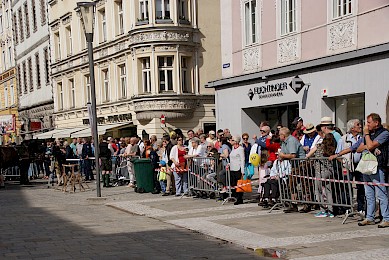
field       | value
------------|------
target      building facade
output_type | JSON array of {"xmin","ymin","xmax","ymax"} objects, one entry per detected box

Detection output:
[
  {"xmin": 13, "ymin": 0, "xmax": 53, "ymax": 140},
  {"xmin": 0, "ymin": 0, "xmax": 18, "ymax": 144},
  {"xmin": 47, "ymin": 0, "xmax": 220, "ymax": 139},
  {"xmin": 210, "ymin": 0, "xmax": 389, "ymax": 136}
]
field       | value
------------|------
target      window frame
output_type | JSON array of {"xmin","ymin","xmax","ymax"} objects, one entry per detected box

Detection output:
[
  {"xmin": 58, "ymin": 82, "xmax": 63, "ymax": 110},
  {"xmin": 116, "ymin": 0, "xmax": 124, "ymax": 35},
  {"xmin": 243, "ymin": 0, "xmax": 259, "ymax": 46},
  {"xmin": 4, "ymin": 83, "xmax": 8, "ymax": 108},
  {"xmin": 158, "ymin": 56, "xmax": 174, "ymax": 92},
  {"xmin": 32, "ymin": 0, "xmax": 37, "ymax": 32},
  {"xmin": 141, "ymin": 57, "xmax": 151, "ymax": 93},
  {"xmin": 84, "ymin": 74, "xmax": 91, "ymax": 104},
  {"xmin": 155, "ymin": 0, "xmax": 171, "ymax": 20},
  {"xmin": 69, "ymin": 78, "xmax": 75, "ymax": 108},
  {"xmin": 35, "ymin": 52, "xmax": 41, "ymax": 89},
  {"xmin": 28, "ymin": 57, "xmax": 33, "ymax": 92},
  {"xmin": 139, "ymin": 0, "xmax": 149, "ymax": 21},
  {"xmin": 24, "ymin": 1, "xmax": 30, "ymax": 38},
  {"xmin": 102, "ymin": 69, "xmax": 110, "ymax": 102},
  {"xmin": 119, "ymin": 64, "xmax": 127, "ymax": 98},
  {"xmin": 280, "ymin": 0, "xmax": 296, "ymax": 36},
  {"xmin": 332, "ymin": 0, "xmax": 352, "ymax": 19}
]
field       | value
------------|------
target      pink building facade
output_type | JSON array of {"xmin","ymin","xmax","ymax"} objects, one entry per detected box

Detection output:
[{"xmin": 210, "ymin": 0, "xmax": 389, "ymax": 135}]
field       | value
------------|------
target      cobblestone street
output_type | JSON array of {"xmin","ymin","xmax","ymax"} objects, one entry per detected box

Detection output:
[{"xmin": 0, "ymin": 182, "xmax": 260, "ymax": 260}]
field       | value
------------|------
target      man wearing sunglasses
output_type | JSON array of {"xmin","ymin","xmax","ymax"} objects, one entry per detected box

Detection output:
[{"xmin": 253, "ymin": 126, "xmax": 271, "ymax": 153}]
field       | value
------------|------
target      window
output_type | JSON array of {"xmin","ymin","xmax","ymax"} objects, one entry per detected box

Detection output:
[
  {"xmin": 32, "ymin": 0, "xmax": 37, "ymax": 31},
  {"xmin": 85, "ymin": 74, "xmax": 91, "ymax": 104},
  {"xmin": 156, "ymin": 0, "xmax": 170, "ymax": 19},
  {"xmin": 100, "ymin": 9, "xmax": 107, "ymax": 42},
  {"xmin": 66, "ymin": 26, "xmax": 72, "ymax": 56},
  {"xmin": 13, "ymin": 13, "xmax": 18, "ymax": 44},
  {"xmin": 5, "ymin": 9, "xmax": 8, "ymax": 28},
  {"xmin": 54, "ymin": 32, "xmax": 61, "ymax": 60},
  {"xmin": 119, "ymin": 64, "xmax": 127, "ymax": 98},
  {"xmin": 0, "ymin": 11, "xmax": 3, "ymax": 33},
  {"xmin": 40, "ymin": 0, "xmax": 46, "ymax": 25},
  {"xmin": 10, "ymin": 83, "xmax": 14, "ymax": 106},
  {"xmin": 22, "ymin": 61, "xmax": 27, "ymax": 93},
  {"xmin": 2, "ymin": 50, "xmax": 6, "ymax": 70},
  {"xmin": 244, "ymin": 0, "xmax": 258, "ymax": 45},
  {"xmin": 18, "ymin": 8, "xmax": 24, "ymax": 42},
  {"xmin": 44, "ymin": 48, "xmax": 49, "ymax": 83},
  {"xmin": 178, "ymin": 0, "xmax": 188, "ymax": 20},
  {"xmin": 102, "ymin": 69, "xmax": 109, "ymax": 102},
  {"xmin": 17, "ymin": 65, "xmax": 21, "ymax": 94},
  {"xmin": 139, "ymin": 0, "xmax": 149, "ymax": 21},
  {"xmin": 4, "ymin": 84, "xmax": 8, "ymax": 107},
  {"xmin": 142, "ymin": 58, "xmax": 151, "ymax": 93},
  {"xmin": 158, "ymin": 56, "xmax": 173, "ymax": 92},
  {"xmin": 24, "ymin": 2, "xmax": 30, "ymax": 38},
  {"xmin": 69, "ymin": 79, "xmax": 75, "ymax": 108},
  {"xmin": 28, "ymin": 57, "xmax": 33, "ymax": 92},
  {"xmin": 58, "ymin": 82, "xmax": 63, "ymax": 110},
  {"xmin": 35, "ymin": 53, "xmax": 41, "ymax": 88},
  {"xmin": 181, "ymin": 57, "xmax": 190, "ymax": 93},
  {"xmin": 333, "ymin": 0, "xmax": 352, "ymax": 19},
  {"xmin": 116, "ymin": 0, "xmax": 124, "ymax": 35},
  {"xmin": 8, "ymin": 46, "xmax": 12, "ymax": 65},
  {"xmin": 281, "ymin": 0, "xmax": 296, "ymax": 35}
]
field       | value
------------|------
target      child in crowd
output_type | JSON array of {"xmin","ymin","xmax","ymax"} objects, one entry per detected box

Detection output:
[{"xmin": 158, "ymin": 161, "xmax": 168, "ymax": 195}]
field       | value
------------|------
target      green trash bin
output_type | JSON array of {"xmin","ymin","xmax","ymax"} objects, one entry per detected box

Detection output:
[{"xmin": 133, "ymin": 158, "xmax": 154, "ymax": 193}]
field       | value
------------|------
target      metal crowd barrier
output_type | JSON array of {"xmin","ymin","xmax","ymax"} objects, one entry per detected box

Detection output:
[
  {"xmin": 269, "ymin": 157, "xmax": 356, "ymax": 223},
  {"xmin": 187, "ymin": 157, "xmax": 236, "ymax": 204},
  {"xmin": 1, "ymin": 166, "xmax": 20, "ymax": 178}
]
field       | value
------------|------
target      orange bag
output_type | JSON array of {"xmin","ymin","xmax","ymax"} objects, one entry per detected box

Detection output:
[{"xmin": 236, "ymin": 179, "xmax": 252, "ymax": 193}]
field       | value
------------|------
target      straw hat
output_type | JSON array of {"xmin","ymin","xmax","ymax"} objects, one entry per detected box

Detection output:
[
  {"xmin": 303, "ymin": 123, "xmax": 316, "ymax": 134},
  {"xmin": 320, "ymin": 116, "xmax": 334, "ymax": 126}
]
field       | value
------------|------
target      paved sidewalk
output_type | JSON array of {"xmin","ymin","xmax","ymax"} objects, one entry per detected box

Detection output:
[
  {"xmin": 108, "ymin": 190, "xmax": 389, "ymax": 259},
  {"xmin": 0, "ymin": 182, "xmax": 260, "ymax": 260}
]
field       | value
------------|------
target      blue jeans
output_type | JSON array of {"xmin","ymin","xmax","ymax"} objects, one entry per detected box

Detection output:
[
  {"xmin": 363, "ymin": 168, "xmax": 389, "ymax": 222},
  {"xmin": 160, "ymin": 180, "xmax": 166, "ymax": 193},
  {"xmin": 173, "ymin": 171, "xmax": 188, "ymax": 195}
]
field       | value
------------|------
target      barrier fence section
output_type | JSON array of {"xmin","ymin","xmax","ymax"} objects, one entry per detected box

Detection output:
[
  {"xmin": 187, "ymin": 157, "xmax": 236, "ymax": 204},
  {"xmin": 271, "ymin": 157, "xmax": 356, "ymax": 223},
  {"xmin": 1, "ymin": 166, "xmax": 20, "ymax": 178}
]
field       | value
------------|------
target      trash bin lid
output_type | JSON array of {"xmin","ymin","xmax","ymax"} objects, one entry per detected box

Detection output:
[{"xmin": 133, "ymin": 158, "xmax": 151, "ymax": 163}]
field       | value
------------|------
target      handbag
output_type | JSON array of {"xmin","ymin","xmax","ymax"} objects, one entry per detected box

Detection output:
[
  {"xmin": 244, "ymin": 163, "xmax": 255, "ymax": 180},
  {"xmin": 355, "ymin": 152, "xmax": 378, "ymax": 175},
  {"xmin": 236, "ymin": 178, "xmax": 252, "ymax": 193}
]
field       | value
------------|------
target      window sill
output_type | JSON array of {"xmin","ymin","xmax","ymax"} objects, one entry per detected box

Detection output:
[
  {"xmin": 136, "ymin": 20, "xmax": 149, "ymax": 26},
  {"xmin": 156, "ymin": 19, "xmax": 173, "ymax": 24},
  {"xmin": 178, "ymin": 19, "xmax": 191, "ymax": 25}
]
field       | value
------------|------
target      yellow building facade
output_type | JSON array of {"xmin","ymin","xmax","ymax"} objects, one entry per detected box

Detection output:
[
  {"xmin": 48, "ymin": 0, "xmax": 221, "ymax": 138},
  {"xmin": 0, "ymin": 0, "xmax": 18, "ymax": 144}
]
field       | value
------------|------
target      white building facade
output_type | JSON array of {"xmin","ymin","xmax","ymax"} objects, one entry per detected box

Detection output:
[
  {"xmin": 47, "ymin": 0, "xmax": 220, "ymax": 139},
  {"xmin": 13, "ymin": 0, "xmax": 53, "ymax": 138},
  {"xmin": 210, "ymin": 0, "xmax": 389, "ymax": 136}
]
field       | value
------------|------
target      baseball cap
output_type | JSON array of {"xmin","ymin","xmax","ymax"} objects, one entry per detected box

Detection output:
[
  {"xmin": 209, "ymin": 130, "xmax": 215, "ymax": 135},
  {"xmin": 158, "ymin": 161, "xmax": 166, "ymax": 166},
  {"xmin": 292, "ymin": 117, "xmax": 303, "ymax": 125}
]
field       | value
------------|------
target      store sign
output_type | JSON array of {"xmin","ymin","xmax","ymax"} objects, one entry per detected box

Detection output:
[
  {"xmin": 289, "ymin": 76, "xmax": 305, "ymax": 94},
  {"xmin": 248, "ymin": 82, "xmax": 288, "ymax": 100}
]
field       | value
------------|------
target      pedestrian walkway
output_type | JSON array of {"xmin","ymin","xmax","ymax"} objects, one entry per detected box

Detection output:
[
  {"xmin": 108, "ymin": 192, "xmax": 389, "ymax": 259},
  {"xmin": 0, "ymin": 182, "xmax": 260, "ymax": 260}
]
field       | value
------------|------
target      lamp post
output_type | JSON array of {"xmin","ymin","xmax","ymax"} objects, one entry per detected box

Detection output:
[{"xmin": 77, "ymin": 1, "xmax": 101, "ymax": 197}]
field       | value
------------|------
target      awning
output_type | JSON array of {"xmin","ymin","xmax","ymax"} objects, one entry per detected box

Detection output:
[
  {"xmin": 71, "ymin": 123, "xmax": 131, "ymax": 138},
  {"xmin": 52, "ymin": 127, "xmax": 88, "ymax": 138},
  {"xmin": 33, "ymin": 129, "xmax": 67, "ymax": 139}
]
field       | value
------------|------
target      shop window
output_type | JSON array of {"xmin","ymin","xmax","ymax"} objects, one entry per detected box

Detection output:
[{"xmin": 335, "ymin": 95, "xmax": 365, "ymax": 134}]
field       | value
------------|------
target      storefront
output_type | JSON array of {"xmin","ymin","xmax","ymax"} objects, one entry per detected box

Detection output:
[{"xmin": 211, "ymin": 49, "xmax": 389, "ymax": 136}]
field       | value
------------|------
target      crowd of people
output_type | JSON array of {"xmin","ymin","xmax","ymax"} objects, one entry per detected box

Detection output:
[{"xmin": 1, "ymin": 113, "xmax": 388, "ymax": 228}]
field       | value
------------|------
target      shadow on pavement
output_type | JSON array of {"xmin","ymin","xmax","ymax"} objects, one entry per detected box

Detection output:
[{"xmin": 0, "ymin": 183, "xmax": 263, "ymax": 259}]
